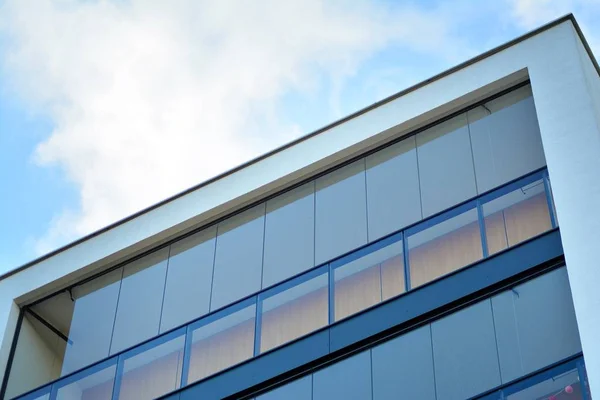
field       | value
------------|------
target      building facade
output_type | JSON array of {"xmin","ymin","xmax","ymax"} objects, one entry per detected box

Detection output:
[{"xmin": 0, "ymin": 14, "xmax": 599, "ymax": 400}]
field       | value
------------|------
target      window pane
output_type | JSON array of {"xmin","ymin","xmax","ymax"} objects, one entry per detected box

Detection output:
[
  {"xmin": 366, "ymin": 137, "xmax": 422, "ymax": 241},
  {"xmin": 160, "ymin": 227, "xmax": 216, "ymax": 333},
  {"xmin": 504, "ymin": 367, "xmax": 583, "ymax": 399},
  {"xmin": 408, "ymin": 207, "xmax": 482, "ymax": 288},
  {"xmin": 315, "ymin": 160, "xmax": 368, "ymax": 265},
  {"xmin": 110, "ymin": 249, "xmax": 169, "ymax": 354},
  {"xmin": 263, "ymin": 183, "xmax": 315, "ymax": 288},
  {"xmin": 416, "ymin": 114, "xmax": 477, "ymax": 217},
  {"xmin": 117, "ymin": 330, "xmax": 185, "ymax": 400},
  {"xmin": 468, "ymin": 85, "xmax": 546, "ymax": 194},
  {"xmin": 260, "ymin": 268, "xmax": 328, "ymax": 353},
  {"xmin": 55, "ymin": 359, "xmax": 117, "ymax": 400},
  {"xmin": 483, "ymin": 179, "xmax": 551, "ymax": 256},
  {"xmin": 62, "ymin": 268, "xmax": 122, "ymax": 375},
  {"xmin": 211, "ymin": 205, "xmax": 265, "ymax": 311},
  {"xmin": 187, "ymin": 301, "xmax": 256, "ymax": 383},
  {"xmin": 334, "ymin": 239, "xmax": 404, "ymax": 321},
  {"xmin": 16, "ymin": 386, "xmax": 51, "ymax": 400}
]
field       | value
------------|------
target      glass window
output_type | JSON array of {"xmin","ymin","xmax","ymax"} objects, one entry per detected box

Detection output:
[
  {"xmin": 407, "ymin": 206, "xmax": 482, "ymax": 289},
  {"xmin": 365, "ymin": 137, "xmax": 422, "ymax": 241},
  {"xmin": 187, "ymin": 300, "xmax": 256, "ymax": 384},
  {"xmin": 312, "ymin": 351, "xmax": 372, "ymax": 400},
  {"xmin": 333, "ymin": 237, "xmax": 404, "ymax": 321},
  {"xmin": 492, "ymin": 267, "xmax": 581, "ymax": 382},
  {"xmin": 371, "ymin": 326, "xmax": 436, "ymax": 400},
  {"xmin": 256, "ymin": 375, "xmax": 312, "ymax": 400},
  {"xmin": 315, "ymin": 160, "xmax": 368, "ymax": 265},
  {"xmin": 14, "ymin": 385, "xmax": 51, "ymax": 400},
  {"xmin": 4, "ymin": 313, "xmax": 64, "ymax": 399},
  {"xmin": 62, "ymin": 268, "xmax": 123, "ymax": 375},
  {"xmin": 110, "ymin": 249, "xmax": 169, "ymax": 354},
  {"xmin": 468, "ymin": 85, "xmax": 546, "ymax": 194},
  {"xmin": 483, "ymin": 178, "xmax": 551, "ymax": 256},
  {"xmin": 160, "ymin": 228, "xmax": 217, "ymax": 333},
  {"xmin": 416, "ymin": 114, "xmax": 477, "ymax": 217},
  {"xmin": 431, "ymin": 301, "xmax": 501, "ymax": 400},
  {"xmin": 211, "ymin": 204, "xmax": 265, "ymax": 311},
  {"xmin": 504, "ymin": 367, "xmax": 583, "ymax": 400},
  {"xmin": 54, "ymin": 358, "xmax": 117, "ymax": 400},
  {"xmin": 259, "ymin": 267, "xmax": 328, "ymax": 353},
  {"xmin": 116, "ymin": 329, "xmax": 185, "ymax": 400},
  {"xmin": 263, "ymin": 183, "xmax": 315, "ymax": 288}
]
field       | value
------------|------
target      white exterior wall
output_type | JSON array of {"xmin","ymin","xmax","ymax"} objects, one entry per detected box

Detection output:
[{"xmin": 1, "ymin": 17, "xmax": 599, "ymax": 397}]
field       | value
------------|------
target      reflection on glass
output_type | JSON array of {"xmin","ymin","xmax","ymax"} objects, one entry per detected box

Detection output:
[
  {"xmin": 55, "ymin": 359, "xmax": 117, "ymax": 400},
  {"xmin": 187, "ymin": 302, "xmax": 256, "ymax": 383},
  {"xmin": 483, "ymin": 179, "xmax": 551, "ymax": 255},
  {"xmin": 117, "ymin": 331, "xmax": 185, "ymax": 400},
  {"xmin": 260, "ymin": 269, "xmax": 328, "ymax": 353},
  {"xmin": 408, "ymin": 208, "xmax": 482, "ymax": 288},
  {"xmin": 14, "ymin": 385, "xmax": 51, "ymax": 400},
  {"xmin": 334, "ymin": 239, "xmax": 404, "ymax": 321},
  {"xmin": 505, "ymin": 368, "xmax": 584, "ymax": 400}
]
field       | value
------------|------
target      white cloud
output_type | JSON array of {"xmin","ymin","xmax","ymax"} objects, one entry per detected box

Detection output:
[{"xmin": 0, "ymin": 0, "xmax": 468, "ymax": 256}]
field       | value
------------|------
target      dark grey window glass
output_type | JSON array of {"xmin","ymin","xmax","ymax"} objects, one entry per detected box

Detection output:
[
  {"xmin": 62, "ymin": 268, "xmax": 123, "ymax": 375},
  {"xmin": 468, "ymin": 85, "xmax": 546, "ymax": 194},
  {"xmin": 110, "ymin": 249, "xmax": 169, "ymax": 354},
  {"xmin": 366, "ymin": 137, "xmax": 422, "ymax": 240},
  {"xmin": 257, "ymin": 376, "xmax": 312, "ymax": 400},
  {"xmin": 492, "ymin": 267, "xmax": 581, "ymax": 383},
  {"xmin": 160, "ymin": 227, "xmax": 217, "ymax": 333},
  {"xmin": 117, "ymin": 330, "xmax": 185, "ymax": 400},
  {"xmin": 55, "ymin": 359, "xmax": 117, "ymax": 400},
  {"xmin": 431, "ymin": 300, "xmax": 501, "ymax": 400},
  {"xmin": 416, "ymin": 114, "xmax": 477, "ymax": 217},
  {"xmin": 263, "ymin": 182, "xmax": 315, "ymax": 288},
  {"xmin": 210, "ymin": 204, "xmax": 265, "ymax": 311},
  {"xmin": 313, "ymin": 351, "xmax": 372, "ymax": 400},
  {"xmin": 315, "ymin": 160, "xmax": 368, "ymax": 265},
  {"xmin": 372, "ymin": 325, "xmax": 436, "ymax": 400}
]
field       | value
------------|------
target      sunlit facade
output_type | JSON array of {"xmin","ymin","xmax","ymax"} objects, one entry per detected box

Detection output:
[{"xmin": 1, "ymin": 14, "xmax": 599, "ymax": 400}]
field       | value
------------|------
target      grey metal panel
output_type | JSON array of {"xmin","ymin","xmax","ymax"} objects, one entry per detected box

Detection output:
[
  {"xmin": 492, "ymin": 267, "xmax": 581, "ymax": 383},
  {"xmin": 211, "ymin": 204, "xmax": 266, "ymax": 311},
  {"xmin": 315, "ymin": 160, "xmax": 368, "ymax": 265},
  {"xmin": 431, "ymin": 300, "xmax": 501, "ymax": 400},
  {"xmin": 60, "ymin": 268, "xmax": 122, "ymax": 375},
  {"xmin": 257, "ymin": 376, "xmax": 312, "ymax": 400},
  {"xmin": 469, "ymin": 85, "xmax": 546, "ymax": 194},
  {"xmin": 366, "ymin": 137, "xmax": 422, "ymax": 241},
  {"xmin": 110, "ymin": 248, "xmax": 169, "ymax": 354},
  {"xmin": 371, "ymin": 325, "xmax": 436, "ymax": 400},
  {"xmin": 312, "ymin": 351, "xmax": 372, "ymax": 400},
  {"xmin": 263, "ymin": 182, "xmax": 315, "ymax": 288},
  {"xmin": 416, "ymin": 114, "xmax": 477, "ymax": 217},
  {"xmin": 159, "ymin": 227, "xmax": 217, "ymax": 333}
]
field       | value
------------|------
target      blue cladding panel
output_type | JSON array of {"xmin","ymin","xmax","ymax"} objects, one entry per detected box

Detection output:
[
  {"xmin": 431, "ymin": 300, "xmax": 501, "ymax": 400},
  {"xmin": 371, "ymin": 325, "xmax": 436, "ymax": 400},
  {"xmin": 312, "ymin": 351, "xmax": 372, "ymax": 400},
  {"xmin": 492, "ymin": 267, "xmax": 582, "ymax": 382},
  {"xmin": 257, "ymin": 376, "xmax": 312, "ymax": 400}
]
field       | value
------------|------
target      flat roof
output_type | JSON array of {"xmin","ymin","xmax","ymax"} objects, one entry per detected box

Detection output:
[{"xmin": 1, "ymin": 13, "xmax": 597, "ymax": 282}]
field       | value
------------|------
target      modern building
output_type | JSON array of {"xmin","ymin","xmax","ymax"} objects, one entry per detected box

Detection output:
[{"xmin": 1, "ymin": 14, "xmax": 599, "ymax": 400}]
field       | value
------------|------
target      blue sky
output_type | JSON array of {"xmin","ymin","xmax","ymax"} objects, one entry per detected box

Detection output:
[{"xmin": 0, "ymin": 0, "xmax": 598, "ymax": 274}]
